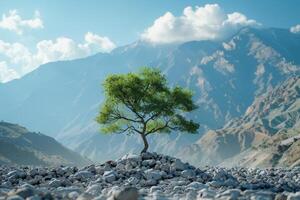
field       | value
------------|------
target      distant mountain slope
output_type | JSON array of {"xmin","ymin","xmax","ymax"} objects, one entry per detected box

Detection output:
[
  {"xmin": 0, "ymin": 122, "xmax": 90, "ymax": 166},
  {"xmin": 180, "ymin": 76, "xmax": 300, "ymax": 167},
  {"xmin": 0, "ymin": 27, "xmax": 299, "ymax": 162}
]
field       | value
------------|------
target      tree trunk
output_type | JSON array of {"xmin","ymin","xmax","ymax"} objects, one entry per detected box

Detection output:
[{"xmin": 140, "ymin": 133, "xmax": 149, "ymax": 154}]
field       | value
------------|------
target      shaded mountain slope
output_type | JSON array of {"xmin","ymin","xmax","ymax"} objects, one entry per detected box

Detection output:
[{"xmin": 0, "ymin": 122, "xmax": 90, "ymax": 166}]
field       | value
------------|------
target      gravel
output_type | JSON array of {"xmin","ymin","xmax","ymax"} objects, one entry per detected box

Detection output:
[{"xmin": 0, "ymin": 152, "xmax": 300, "ymax": 199}]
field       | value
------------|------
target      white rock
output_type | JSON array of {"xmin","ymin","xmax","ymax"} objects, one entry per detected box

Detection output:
[
  {"xmin": 7, "ymin": 170, "xmax": 26, "ymax": 179},
  {"xmin": 287, "ymin": 192, "xmax": 300, "ymax": 200},
  {"xmin": 26, "ymin": 195, "xmax": 41, "ymax": 200},
  {"xmin": 103, "ymin": 171, "xmax": 116, "ymax": 183},
  {"xmin": 150, "ymin": 186, "xmax": 161, "ymax": 193},
  {"xmin": 122, "ymin": 154, "xmax": 140, "ymax": 161},
  {"xmin": 6, "ymin": 195, "xmax": 24, "ymax": 200},
  {"xmin": 218, "ymin": 189, "xmax": 241, "ymax": 199},
  {"xmin": 85, "ymin": 184, "xmax": 102, "ymax": 196},
  {"xmin": 127, "ymin": 177, "xmax": 139, "ymax": 185},
  {"xmin": 68, "ymin": 191, "xmax": 79, "ymax": 199},
  {"xmin": 197, "ymin": 188, "xmax": 216, "ymax": 199}
]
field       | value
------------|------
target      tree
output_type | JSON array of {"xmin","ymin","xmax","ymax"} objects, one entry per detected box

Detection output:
[{"xmin": 96, "ymin": 67, "xmax": 199, "ymax": 153}]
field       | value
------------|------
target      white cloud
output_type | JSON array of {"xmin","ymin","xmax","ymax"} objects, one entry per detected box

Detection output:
[
  {"xmin": 290, "ymin": 24, "xmax": 300, "ymax": 33},
  {"xmin": 0, "ymin": 10, "xmax": 43, "ymax": 34},
  {"xmin": 0, "ymin": 32, "xmax": 116, "ymax": 82},
  {"xmin": 142, "ymin": 4, "xmax": 259, "ymax": 44},
  {"xmin": 0, "ymin": 61, "xmax": 19, "ymax": 83},
  {"xmin": 80, "ymin": 32, "xmax": 116, "ymax": 53}
]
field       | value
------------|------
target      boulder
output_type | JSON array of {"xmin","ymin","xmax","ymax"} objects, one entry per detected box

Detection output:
[
  {"xmin": 113, "ymin": 187, "xmax": 139, "ymax": 200},
  {"xmin": 144, "ymin": 169, "xmax": 162, "ymax": 181},
  {"xmin": 74, "ymin": 171, "xmax": 93, "ymax": 180},
  {"xmin": 181, "ymin": 169, "xmax": 196, "ymax": 179},
  {"xmin": 171, "ymin": 159, "xmax": 186, "ymax": 171},
  {"xmin": 103, "ymin": 171, "xmax": 117, "ymax": 183}
]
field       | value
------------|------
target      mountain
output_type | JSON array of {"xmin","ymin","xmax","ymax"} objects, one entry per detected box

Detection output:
[
  {"xmin": 0, "ymin": 121, "xmax": 90, "ymax": 166},
  {"xmin": 0, "ymin": 27, "xmax": 299, "ymax": 162},
  {"xmin": 180, "ymin": 76, "xmax": 300, "ymax": 167}
]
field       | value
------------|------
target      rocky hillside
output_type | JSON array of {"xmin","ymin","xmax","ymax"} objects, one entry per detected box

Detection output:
[
  {"xmin": 0, "ymin": 122, "xmax": 90, "ymax": 166},
  {"xmin": 0, "ymin": 27, "xmax": 299, "ymax": 162},
  {"xmin": 180, "ymin": 76, "xmax": 300, "ymax": 167},
  {"xmin": 0, "ymin": 152, "xmax": 300, "ymax": 199}
]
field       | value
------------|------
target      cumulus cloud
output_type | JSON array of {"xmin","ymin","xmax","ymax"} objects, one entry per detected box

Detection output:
[
  {"xmin": 0, "ymin": 32, "xmax": 116, "ymax": 82},
  {"xmin": 142, "ymin": 4, "xmax": 259, "ymax": 44},
  {"xmin": 0, "ymin": 10, "xmax": 43, "ymax": 34},
  {"xmin": 290, "ymin": 24, "xmax": 300, "ymax": 33},
  {"xmin": 80, "ymin": 32, "xmax": 116, "ymax": 53}
]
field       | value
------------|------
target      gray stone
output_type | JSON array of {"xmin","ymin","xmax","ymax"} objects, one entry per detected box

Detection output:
[
  {"xmin": 74, "ymin": 171, "xmax": 94, "ymax": 180},
  {"xmin": 217, "ymin": 189, "xmax": 241, "ymax": 199},
  {"xmin": 14, "ymin": 187, "xmax": 35, "ymax": 198},
  {"xmin": 144, "ymin": 179, "xmax": 157, "ymax": 186},
  {"xmin": 127, "ymin": 177, "xmax": 139, "ymax": 185},
  {"xmin": 113, "ymin": 187, "xmax": 138, "ymax": 200},
  {"xmin": 181, "ymin": 169, "xmax": 196, "ymax": 179},
  {"xmin": 172, "ymin": 159, "xmax": 186, "ymax": 171},
  {"xmin": 56, "ymin": 186, "xmax": 82, "ymax": 197},
  {"xmin": 76, "ymin": 192, "xmax": 94, "ymax": 200},
  {"xmin": 187, "ymin": 182, "xmax": 206, "ymax": 190},
  {"xmin": 144, "ymin": 169, "xmax": 162, "ymax": 181},
  {"xmin": 48, "ymin": 179, "xmax": 63, "ymax": 188}
]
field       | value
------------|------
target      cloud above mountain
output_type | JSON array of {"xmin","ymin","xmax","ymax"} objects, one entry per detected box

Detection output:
[
  {"xmin": 0, "ymin": 32, "xmax": 116, "ymax": 82},
  {"xmin": 0, "ymin": 61, "xmax": 19, "ymax": 83},
  {"xmin": 142, "ymin": 4, "xmax": 259, "ymax": 44},
  {"xmin": 290, "ymin": 24, "xmax": 300, "ymax": 33},
  {"xmin": 0, "ymin": 10, "xmax": 43, "ymax": 34}
]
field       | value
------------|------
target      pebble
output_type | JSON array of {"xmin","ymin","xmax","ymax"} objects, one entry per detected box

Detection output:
[{"xmin": 0, "ymin": 152, "xmax": 299, "ymax": 199}]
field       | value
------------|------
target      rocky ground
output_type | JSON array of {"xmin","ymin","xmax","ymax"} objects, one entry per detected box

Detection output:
[{"xmin": 0, "ymin": 152, "xmax": 300, "ymax": 200}]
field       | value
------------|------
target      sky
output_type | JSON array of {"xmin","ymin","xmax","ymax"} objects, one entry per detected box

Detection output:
[{"xmin": 0, "ymin": 0, "xmax": 300, "ymax": 82}]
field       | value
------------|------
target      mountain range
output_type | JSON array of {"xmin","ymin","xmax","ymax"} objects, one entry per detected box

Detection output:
[
  {"xmin": 0, "ymin": 27, "xmax": 299, "ymax": 164},
  {"xmin": 180, "ymin": 75, "xmax": 300, "ymax": 167},
  {"xmin": 0, "ymin": 121, "xmax": 90, "ymax": 166}
]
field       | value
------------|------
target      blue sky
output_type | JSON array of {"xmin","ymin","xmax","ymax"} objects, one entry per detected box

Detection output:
[{"xmin": 0, "ymin": 0, "xmax": 299, "ymax": 82}]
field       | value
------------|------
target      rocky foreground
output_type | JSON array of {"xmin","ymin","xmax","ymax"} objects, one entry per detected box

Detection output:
[{"xmin": 0, "ymin": 152, "xmax": 300, "ymax": 200}]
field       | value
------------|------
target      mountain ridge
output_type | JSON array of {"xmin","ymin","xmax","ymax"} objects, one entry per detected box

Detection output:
[
  {"xmin": 180, "ymin": 75, "xmax": 300, "ymax": 167},
  {"xmin": 0, "ymin": 27, "xmax": 299, "ymax": 162}
]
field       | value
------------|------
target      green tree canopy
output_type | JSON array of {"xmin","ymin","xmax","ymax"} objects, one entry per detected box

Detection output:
[{"xmin": 96, "ymin": 67, "xmax": 199, "ymax": 153}]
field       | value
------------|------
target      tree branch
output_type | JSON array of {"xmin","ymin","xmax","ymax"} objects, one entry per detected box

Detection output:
[{"xmin": 146, "ymin": 119, "xmax": 171, "ymax": 136}]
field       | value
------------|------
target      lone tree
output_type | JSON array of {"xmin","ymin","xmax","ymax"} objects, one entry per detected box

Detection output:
[{"xmin": 96, "ymin": 68, "xmax": 199, "ymax": 153}]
